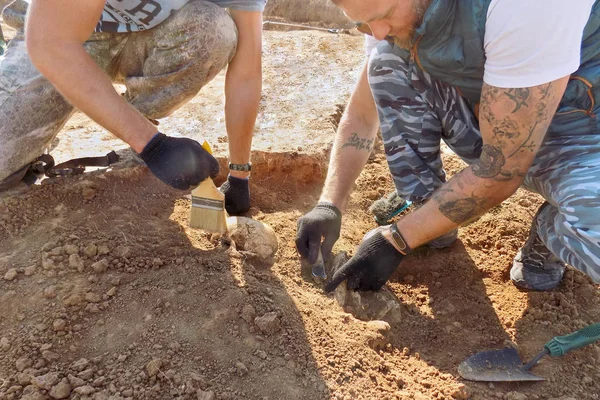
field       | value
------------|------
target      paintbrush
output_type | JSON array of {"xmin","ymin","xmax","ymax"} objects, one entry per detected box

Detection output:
[{"xmin": 189, "ymin": 141, "xmax": 228, "ymax": 234}]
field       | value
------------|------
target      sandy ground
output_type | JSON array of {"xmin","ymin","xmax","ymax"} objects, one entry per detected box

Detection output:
[{"xmin": 2, "ymin": 11, "xmax": 600, "ymax": 400}]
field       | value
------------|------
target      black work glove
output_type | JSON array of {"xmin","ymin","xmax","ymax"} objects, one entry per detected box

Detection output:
[
  {"xmin": 219, "ymin": 175, "xmax": 250, "ymax": 215},
  {"xmin": 325, "ymin": 228, "xmax": 405, "ymax": 292},
  {"xmin": 296, "ymin": 202, "xmax": 342, "ymax": 264},
  {"xmin": 139, "ymin": 133, "xmax": 219, "ymax": 190}
]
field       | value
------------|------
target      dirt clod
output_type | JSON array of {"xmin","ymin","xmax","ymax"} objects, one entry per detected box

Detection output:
[{"xmin": 254, "ymin": 312, "xmax": 281, "ymax": 335}]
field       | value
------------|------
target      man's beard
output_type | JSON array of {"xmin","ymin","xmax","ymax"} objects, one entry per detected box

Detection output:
[{"xmin": 393, "ymin": 0, "xmax": 429, "ymax": 48}]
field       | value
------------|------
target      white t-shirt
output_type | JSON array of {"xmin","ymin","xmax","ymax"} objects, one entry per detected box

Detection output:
[{"xmin": 365, "ymin": 0, "xmax": 595, "ymax": 88}]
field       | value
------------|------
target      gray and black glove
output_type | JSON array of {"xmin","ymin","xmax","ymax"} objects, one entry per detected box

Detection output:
[
  {"xmin": 219, "ymin": 175, "xmax": 250, "ymax": 215},
  {"xmin": 139, "ymin": 133, "xmax": 219, "ymax": 191},
  {"xmin": 325, "ymin": 229, "xmax": 405, "ymax": 292},
  {"xmin": 296, "ymin": 202, "xmax": 342, "ymax": 264}
]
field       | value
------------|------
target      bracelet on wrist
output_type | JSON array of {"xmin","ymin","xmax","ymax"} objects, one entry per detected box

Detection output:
[{"xmin": 389, "ymin": 223, "xmax": 412, "ymax": 255}]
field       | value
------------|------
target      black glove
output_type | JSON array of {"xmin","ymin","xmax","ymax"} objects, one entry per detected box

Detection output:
[
  {"xmin": 139, "ymin": 133, "xmax": 219, "ymax": 191},
  {"xmin": 296, "ymin": 202, "xmax": 342, "ymax": 264},
  {"xmin": 325, "ymin": 229, "xmax": 405, "ymax": 292},
  {"xmin": 219, "ymin": 175, "xmax": 250, "ymax": 215}
]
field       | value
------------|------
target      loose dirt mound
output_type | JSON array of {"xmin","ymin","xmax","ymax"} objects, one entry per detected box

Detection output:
[{"xmin": 1, "ymin": 150, "xmax": 599, "ymax": 400}]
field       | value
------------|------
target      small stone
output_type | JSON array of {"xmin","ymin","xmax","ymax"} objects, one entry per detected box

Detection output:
[
  {"xmin": 0, "ymin": 336, "xmax": 10, "ymax": 350},
  {"xmin": 68, "ymin": 374, "xmax": 85, "ymax": 388},
  {"xmin": 97, "ymin": 245, "xmax": 110, "ymax": 256},
  {"xmin": 146, "ymin": 358, "xmax": 163, "ymax": 377},
  {"xmin": 4, "ymin": 268, "xmax": 18, "ymax": 281},
  {"xmin": 240, "ymin": 305, "xmax": 256, "ymax": 324},
  {"xmin": 74, "ymin": 385, "xmax": 95, "ymax": 395},
  {"xmin": 82, "ymin": 187, "xmax": 95, "ymax": 200},
  {"xmin": 506, "ymin": 391, "xmax": 528, "ymax": 400},
  {"xmin": 197, "ymin": 389, "xmax": 215, "ymax": 400},
  {"xmin": 83, "ymin": 244, "xmax": 98, "ymax": 258},
  {"xmin": 17, "ymin": 371, "xmax": 34, "ymax": 385},
  {"xmin": 24, "ymin": 265, "xmax": 37, "ymax": 276},
  {"xmin": 44, "ymin": 285, "xmax": 58, "ymax": 299},
  {"xmin": 450, "ymin": 384, "xmax": 470, "ymax": 399},
  {"xmin": 113, "ymin": 246, "xmax": 131, "ymax": 258},
  {"xmin": 254, "ymin": 312, "xmax": 281, "ymax": 335},
  {"xmin": 78, "ymin": 368, "xmax": 94, "ymax": 380},
  {"xmin": 69, "ymin": 254, "xmax": 85, "ymax": 271},
  {"xmin": 71, "ymin": 358, "xmax": 90, "ymax": 372},
  {"xmin": 106, "ymin": 287, "xmax": 117, "ymax": 297},
  {"xmin": 42, "ymin": 350, "xmax": 60, "ymax": 361},
  {"xmin": 64, "ymin": 293, "xmax": 84, "ymax": 307},
  {"xmin": 85, "ymin": 292, "xmax": 102, "ymax": 303},
  {"xmin": 91, "ymin": 259, "xmax": 109, "ymax": 274},
  {"xmin": 32, "ymin": 372, "xmax": 60, "ymax": 390},
  {"xmin": 49, "ymin": 380, "xmax": 71, "ymax": 399},
  {"xmin": 53, "ymin": 319, "xmax": 67, "ymax": 332},
  {"xmin": 16, "ymin": 357, "xmax": 33, "ymax": 371},
  {"xmin": 235, "ymin": 361, "xmax": 249, "ymax": 376},
  {"xmin": 63, "ymin": 245, "xmax": 79, "ymax": 255}
]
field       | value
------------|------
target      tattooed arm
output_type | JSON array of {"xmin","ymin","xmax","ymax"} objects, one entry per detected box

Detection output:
[
  {"xmin": 391, "ymin": 77, "xmax": 569, "ymax": 249},
  {"xmin": 320, "ymin": 61, "xmax": 380, "ymax": 210}
]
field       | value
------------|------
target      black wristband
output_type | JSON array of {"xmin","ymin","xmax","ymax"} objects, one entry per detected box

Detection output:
[{"xmin": 389, "ymin": 224, "xmax": 412, "ymax": 255}]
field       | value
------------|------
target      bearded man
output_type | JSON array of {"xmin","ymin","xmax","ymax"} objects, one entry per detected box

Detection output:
[{"xmin": 296, "ymin": 0, "xmax": 600, "ymax": 292}]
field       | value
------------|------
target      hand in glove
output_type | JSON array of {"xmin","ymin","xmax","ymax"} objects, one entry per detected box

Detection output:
[
  {"xmin": 296, "ymin": 202, "xmax": 342, "ymax": 264},
  {"xmin": 325, "ymin": 227, "xmax": 406, "ymax": 292},
  {"xmin": 139, "ymin": 133, "xmax": 219, "ymax": 191},
  {"xmin": 219, "ymin": 175, "xmax": 250, "ymax": 215}
]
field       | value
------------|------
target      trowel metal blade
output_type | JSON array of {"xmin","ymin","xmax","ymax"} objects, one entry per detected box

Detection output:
[
  {"xmin": 311, "ymin": 249, "xmax": 327, "ymax": 280},
  {"xmin": 458, "ymin": 347, "xmax": 545, "ymax": 382}
]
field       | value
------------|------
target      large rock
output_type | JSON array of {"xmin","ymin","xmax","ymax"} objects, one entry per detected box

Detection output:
[
  {"xmin": 264, "ymin": 0, "xmax": 351, "ymax": 27},
  {"xmin": 226, "ymin": 217, "xmax": 278, "ymax": 265},
  {"xmin": 331, "ymin": 252, "xmax": 402, "ymax": 324}
]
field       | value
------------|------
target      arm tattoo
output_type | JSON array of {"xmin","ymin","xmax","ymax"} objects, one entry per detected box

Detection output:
[
  {"xmin": 433, "ymin": 187, "xmax": 488, "ymax": 224},
  {"xmin": 341, "ymin": 133, "xmax": 374, "ymax": 152},
  {"xmin": 504, "ymin": 88, "xmax": 530, "ymax": 113},
  {"xmin": 434, "ymin": 80, "xmax": 561, "ymax": 225}
]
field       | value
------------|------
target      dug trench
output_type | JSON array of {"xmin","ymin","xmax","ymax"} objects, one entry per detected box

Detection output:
[{"xmin": 1, "ymin": 143, "xmax": 600, "ymax": 400}]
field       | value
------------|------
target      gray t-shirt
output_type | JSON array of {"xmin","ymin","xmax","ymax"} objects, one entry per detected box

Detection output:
[{"xmin": 98, "ymin": 0, "xmax": 266, "ymax": 33}]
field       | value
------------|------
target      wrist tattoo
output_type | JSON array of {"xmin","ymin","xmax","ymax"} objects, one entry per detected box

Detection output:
[{"xmin": 342, "ymin": 133, "xmax": 374, "ymax": 152}]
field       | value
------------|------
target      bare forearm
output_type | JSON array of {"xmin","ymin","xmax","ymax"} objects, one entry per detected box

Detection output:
[
  {"xmin": 396, "ymin": 167, "xmax": 519, "ymax": 248},
  {"xmin": 321, "ymin": 62, "xmax": 379, "ymax": 210},
  {"xmin": 30, "ymin": 45, "xmax": 156, "ymax": 152}
]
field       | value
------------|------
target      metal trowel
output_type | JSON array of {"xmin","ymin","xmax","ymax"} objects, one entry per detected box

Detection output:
[
  {"xmin": 458, "ymin": 322, "xmax": 600, "ymax": 382},
  {"xmin": 311, "ymin": 248, "xmax": 327, "ymax": 281}
]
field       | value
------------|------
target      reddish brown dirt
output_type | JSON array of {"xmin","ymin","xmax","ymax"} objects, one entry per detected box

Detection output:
[{"xmin": 1, "ymin": 147, "xmax": 599, "ymax": 400}]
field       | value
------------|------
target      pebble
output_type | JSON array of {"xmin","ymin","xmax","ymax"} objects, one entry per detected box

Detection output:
[
  {"xmin": 44, "ymin": 285, "xmax": 58, "ymax": 299},
  {"xmin": 85, "ymin": 292, "xmax": 102, "ymax": 303},
  {"xmin": 91, "ymin": 259, "xmax": 109, "ymax": 274},
  {"xmin": 24, "ymin": 265, "xmax": 37, "ymax": 276},
  {"xmin": 4, "ymin": 268, "xmax": 18, "ymax": 281},
  {"xmin": 53, "ymin": 319, "xmax": 67, "ymax": 332},
  {"xmin": 32, "ymin": 372, "xmax": 59, "ymax": 390},
  {"xmin": 49, "ymin": 380, "xmax": 71, "ymax": 399},
  {"xmin": 16, "ymin": 356, "xmax": 33, "ymax": 371},
  {"xmin": 0, "ymin": 337, "xmax": 10, "ymax": 350},
  {"xmin": 68, "ymin": 374, "xmax": 85, "ymax": 388},
  {"xmin": 146, "ymin": 358, "xmax": 163, "ymax": 377},
  {"xmin": 74, "ymin": 385, "xmax": 95, "ymax": 395},
  {"xmin": 235, "ymin": 361, "xmax": 249, "ymax": 376},
  {"xmin": 83, "ymin": 244, "xmax": 98, "ymax": 258},
  {"xmin": 63, "ymin": 245, "xmax": 79, "ymax": 255},
  {"xmin": 97, "ymin": 245, "xmax": 110, "ymax": 256},
  {"xmin": 69, "ymin": 254, "xmax": 85, "ymax": 271},
  {"xmin": 42, "ymin": 350, "xmax": 60, "ymax": 362},
  {"xmin": 107, "ymin": 287, "xmax": 117, "ymax": 297},
  {"xmin": 254, "ymin": 312, "xmax": 281, "ymax": 335}
]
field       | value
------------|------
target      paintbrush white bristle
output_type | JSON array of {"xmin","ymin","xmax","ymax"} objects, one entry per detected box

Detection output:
[{"xmin": 189, "ymin": 178, "xmax": 228, "ymax": 234}]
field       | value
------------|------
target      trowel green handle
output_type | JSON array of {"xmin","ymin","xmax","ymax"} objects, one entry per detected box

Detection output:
[{"xmin": 545, "ymin": 322, "xmax": 600, "ymax": 357}]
